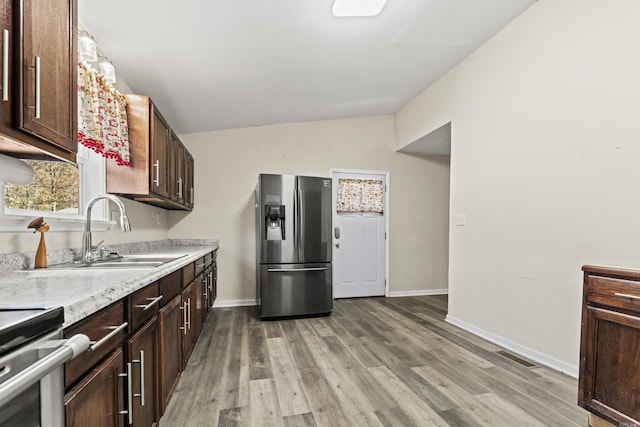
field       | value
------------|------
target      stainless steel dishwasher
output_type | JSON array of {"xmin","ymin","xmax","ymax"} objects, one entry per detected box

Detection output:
[{"xmin": 0, "ymin": 307, "xmax": 89, "ymax": 427}]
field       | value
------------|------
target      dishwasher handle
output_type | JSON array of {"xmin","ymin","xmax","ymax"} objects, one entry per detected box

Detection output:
[{"xmin": 0, "ymin": 334, "xmax": 90, "ymax": 408}]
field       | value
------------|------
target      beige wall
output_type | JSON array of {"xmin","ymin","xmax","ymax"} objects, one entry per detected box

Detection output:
[
  {"xmin": 0, "ymin": 198, "xmax": 169, "ymax": 254},
  {"xmin": 169, "ymin": 116, "xmax": 450, "ymax": 303},
  {"xmin": 396, "ymin": 0, "xmax": 640, "ymax": 374}
]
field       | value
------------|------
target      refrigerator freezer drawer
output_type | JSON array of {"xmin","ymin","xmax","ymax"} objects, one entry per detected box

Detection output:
[{"xmin": 259, "ymin": 263, "xmax": 333, "ymax": 318}]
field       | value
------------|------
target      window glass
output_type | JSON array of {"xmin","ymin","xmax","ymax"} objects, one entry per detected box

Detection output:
[
  {"xmin": 5, "ymin": 160, "xmax": 80, "ymax": 214},
  {"xmin": 0, "ymin": 145, "xmax": 107, "ymax": 228}
]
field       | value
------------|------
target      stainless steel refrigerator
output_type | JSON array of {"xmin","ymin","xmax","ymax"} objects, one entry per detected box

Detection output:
[{"xmin": 255, "ymin": 174, "xmax": 332, "ymax": 318}]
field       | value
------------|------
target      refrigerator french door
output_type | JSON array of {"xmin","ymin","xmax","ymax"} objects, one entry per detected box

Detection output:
[{"xmin": 256, "ymin": 174, "xmax": 332, "ymax": 318}]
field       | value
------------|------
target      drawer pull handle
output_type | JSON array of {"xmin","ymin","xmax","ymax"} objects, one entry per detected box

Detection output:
[
  {"xmin": 89, "ymin": 322, "xmax": 128, "ymax": 352},
  {"xmin": 135, "ymin": 295, "xmax": 163, "ymax": 311},
  {"xmin": 614, "ymin": 292, "xmax": 640, "ymax": 301}
]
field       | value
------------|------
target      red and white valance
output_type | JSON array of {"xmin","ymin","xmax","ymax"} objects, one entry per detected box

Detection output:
[
  {"xmin": 77, "ymin": 62, "xmax": 130, "ymax": 166},
  {"xmin": 337, "ymin": 178, "xmax": 384, "ymax": 213}
]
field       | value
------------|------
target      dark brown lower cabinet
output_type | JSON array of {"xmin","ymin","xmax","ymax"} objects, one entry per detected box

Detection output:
[
  {"xmin": 158, "ymin": 295, "xmax": 183, "ymax": 414},
  {"xmin": 65, "ymin": 349, "xmax": 125, "ymax": 427},
  {"xmin": 181, "ymin": 282, "xmax": 196, "ymax": 368},
  {"xmin": 127, "ymin": 316, "xmax": 160, "ymax": 426},
  {"xmin": 580, "ymin": 266, "xmax": 640, "ymax": 427}
]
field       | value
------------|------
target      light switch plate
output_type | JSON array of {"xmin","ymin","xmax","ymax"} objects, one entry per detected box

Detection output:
[{"xmin": 455, "ymin": 213, "xmax": 466, "ymax": 226}]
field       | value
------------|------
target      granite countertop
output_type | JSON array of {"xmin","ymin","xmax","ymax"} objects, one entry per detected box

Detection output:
[{"xmin": 0, "ymin": 239, "xmax": 219, "ymax": 327}]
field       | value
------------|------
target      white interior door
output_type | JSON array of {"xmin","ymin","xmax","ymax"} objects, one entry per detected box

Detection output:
[{"xmin": 332, "ymin": 171, "xmax": 386, "ymax": 298}]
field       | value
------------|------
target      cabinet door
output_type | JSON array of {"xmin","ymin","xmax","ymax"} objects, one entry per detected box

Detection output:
[
  {"xmin": 194, "ymin": 273, "xmax": 205, "ymax": 337},
  {"xmin": 580, "ymin": 305, "xmax": 640, "ymax": 425},
  {"xmin": 158, "ymin": 295, "xmax": 182, "ymax": 415},
  {"xmin": 169, "ymin": 133, "xmax": 185, "ymax": 204},
  {"xmin": 0, "ymin": 0, "xmax": 11, "ymax": 135},
  {"xmin": 127, "ymin": 316, "xmax": 159, "ymax": 427},
  {"xmin": 185, "ymin": 151, "xmax": 194, "ymax": 210},
  {"xmin": 16, "ymin": 0, "xmax": 77, "ymax": 153},
  {"xmin": 65, "ymin": 349, "xmax": 126, "ymax": 427},
  {"xmin": 180, "ymin": 283, "xmax": 196, "ymax": 368},
  {"xmin": 150, "ymin": 106, "xmax": 170, "ymax": 198}
]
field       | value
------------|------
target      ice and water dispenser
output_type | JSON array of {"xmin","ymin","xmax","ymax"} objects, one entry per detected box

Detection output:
[{"xmin": 265, "ymin": 204, "xmax": 285, "ymax": 240}]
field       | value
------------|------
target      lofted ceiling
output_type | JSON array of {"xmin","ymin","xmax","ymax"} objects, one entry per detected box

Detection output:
[{"xmin": 79, "ymin": 0, "xmax": 535, "ymax": 135}]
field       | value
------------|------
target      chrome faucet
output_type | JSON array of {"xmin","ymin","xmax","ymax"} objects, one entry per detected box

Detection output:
[{"xmin": 81, "ymin": 194, "xmax": 131, "ymax": 262}]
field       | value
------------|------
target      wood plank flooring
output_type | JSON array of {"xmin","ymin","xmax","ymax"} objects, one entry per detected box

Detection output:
[{"xmin": 159, "ymin": 296, "xmax": 588, "ymax": 426}]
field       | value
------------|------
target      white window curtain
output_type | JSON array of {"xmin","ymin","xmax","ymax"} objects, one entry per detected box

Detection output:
[{"xmin": 336, "ymin": 178, "xmax": 384, "ymax": 213}]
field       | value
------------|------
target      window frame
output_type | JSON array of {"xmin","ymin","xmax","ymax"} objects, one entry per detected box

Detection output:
[{"xmin": 0, "ymin": 145, "xmax": 113, "ymax": 232}]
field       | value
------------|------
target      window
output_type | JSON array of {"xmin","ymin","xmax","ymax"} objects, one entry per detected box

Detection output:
[{"xmin": 0, "ymin": 145, "xmax": 110, "ymax": 231}]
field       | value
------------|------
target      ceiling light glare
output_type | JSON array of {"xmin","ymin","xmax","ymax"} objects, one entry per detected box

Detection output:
[{"xmin": 332, "ymin": 0, "xmax": 388, "ymax": 17}]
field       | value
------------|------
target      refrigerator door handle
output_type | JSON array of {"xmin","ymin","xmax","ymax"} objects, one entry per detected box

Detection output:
[
  {"xmin": 267, "ymin": 267, "xmax": 328, "ymax": 272},
  {"xmin": 295, "ymin": 178, "xmax": 301, "ymax": 257}
]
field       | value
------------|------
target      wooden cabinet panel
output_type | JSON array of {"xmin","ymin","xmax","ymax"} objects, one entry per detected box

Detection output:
[
  {"xmin": 181, "ymin": 282, "xmax": 196, "ymax": 368},
  {"xmin": 128, "ymin": 282, "xmax": 161, "ymax": 331},
  {"xmin": 64, "ymin": 302, "xmax": 126, "ymax": 388},
  {"xmin": 16, "ymin": 0, "xmax": 76, "ymax": 152},
  {"xmin": 106, "ymin": 94, "xmax": 193, "ymax": 210},
  {"xmin": 194, "ymin": 273, "xmax": 206, "ymax": 337},
  {"xmin": 158, "ymin": 295, "xmax": 182, "ymax": 415},
  {"xmin": 0, "ymin": 0, "xmax": 76, "ymax": 162},
  {"xmin": 160, "ymin": 269, "xmax": 182, "ymax": 303},
  {"xmin": 65, "ymin": 348, "xmax": 125, "ymax": 427},
  {"xmin": 150, "ymin": 107, "xmax": 169, "ymax": 198},
  {"xmin": 185, "ymin": 150, "xmax": 194, "ymax": 209},
  {"xmin": 580, "ymin": 268, "xmax": 640, "ymax": 427},
  {"xmin": 0, "ymin": 0, "xmax": 11, "ymax": 137},
  {"xmin": 126, "ymin": 316, "xmax": 160, "ymax": 427}
]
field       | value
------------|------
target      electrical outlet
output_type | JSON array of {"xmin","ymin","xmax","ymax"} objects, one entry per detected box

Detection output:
[{"xmin": 455, "ymin": 213, "xmax": 466, "ymax": 226}]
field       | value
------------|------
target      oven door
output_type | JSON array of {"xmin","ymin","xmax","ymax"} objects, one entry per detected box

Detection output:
[{"xmin": 0, "ymin": 329, "xmax": 89, "ymax": 427}]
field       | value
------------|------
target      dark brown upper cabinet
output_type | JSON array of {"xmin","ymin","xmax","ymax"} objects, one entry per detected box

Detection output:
[
  {"xmin": 106, "ymin": 94, "xmax": 194, "ymax": 211},
  {"xmin": 0, "ymin": 0, "xmax": 77, "ymax": 163}
]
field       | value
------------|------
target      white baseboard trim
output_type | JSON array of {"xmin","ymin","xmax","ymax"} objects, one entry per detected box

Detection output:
[
  {"xmin": 445, "ymin": 315, "xmax": 579, "ymax": 379},
  {"xmin": 388, "ymin": 289, "xmax": 448, "ymax": 297},
  {"xmin": 212, "ymin": 299, "xmax": 257, "ymax": 308}
]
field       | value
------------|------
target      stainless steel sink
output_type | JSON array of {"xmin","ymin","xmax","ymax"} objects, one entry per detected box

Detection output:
[{"xmin": 47, "ymin": 254, "xmax": 187, "ymax": 270}]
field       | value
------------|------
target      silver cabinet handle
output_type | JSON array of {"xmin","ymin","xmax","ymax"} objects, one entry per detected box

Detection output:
[
  {"xmin": 139, "ymin": 350, "xmax": 145, "ymax": 406},
  {"xmin": 89, "ymin": 322, "xmax": 128, "ymax": 352},
  {"xmin": 2, "ymin": 29, "xmax": 8, "ymax": 102},
  {"xmin": 118, "ymin": 363, "xmax": 133, "ymax": 424},
  {"xmin": 614, "ymin": 292, "xmax": 640, "ymax": 300},
  {"xmin": 180, "ymin": 301, "xmax": 187, "ymax": 335},
  {"xmin": 34, "ymin": 56, "xmax": 40, "ymax": 119},
  {"xmin": 177, "ymin": 178, "xmax": 183, "ymax": 198},
  {"xmin": 153, "ymin": 160, "xmax": 160, "ymax": 186},
  {"xmin": 190, "ymin": 187, "xmax": 194, "ymax": 204},
  {"xmin": 132, "ymin": 350, "xmax": 145, "ymax": 406},
  {"xmin": 0, "ymin": 334, "xmax": 89, "ymax": 408},
  {"xmin": 267, "ymin": 267, "xmax": 328, "ymax": 272},
  {"xmin": 135, "ymin": 295, "xmax": 163, "ymax": 311},
  {"xmin": 187, "ymin": 297, "xmax": 191, "ymax": 330}
]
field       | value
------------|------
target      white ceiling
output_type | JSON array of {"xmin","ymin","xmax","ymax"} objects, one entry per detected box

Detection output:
[{"xmin": 79, "ymin": 0, "xmax": 535, "ymax": 135}]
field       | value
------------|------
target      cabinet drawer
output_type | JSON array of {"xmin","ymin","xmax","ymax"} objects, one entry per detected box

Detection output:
[
  {"xmin": 183, "ymin": 261, "xmax": 196, "ymax": 285},
  {"xmin": 587, "ymin": 275, "xmax": 640, "ymax": 313},
  {"xmin": 195, "ymin": 256, "xmax": 206, "ymax": 277},
  {"xmin": 129, "ymin": 282, "xmax": 161, "ymax": 331},
  {"xmin": 161, "ymin": 269, "xmax": 182, "ymax": 302},
  {"xmin": 204, "ymin": 252, "xmax": 213, "ymax": 267},
  {"xmin": 64, "ymin": 301, "xmax": 127, "ymax": 388}
]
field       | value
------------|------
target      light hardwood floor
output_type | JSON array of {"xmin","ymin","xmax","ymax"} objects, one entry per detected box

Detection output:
[{"xmin": 159, "ymin": 296, "xmax": 587, "ymax": 426}]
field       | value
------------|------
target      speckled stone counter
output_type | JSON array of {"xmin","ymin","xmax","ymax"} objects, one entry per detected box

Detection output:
[{"xmin": 0, "ymin": 239, "xmax": 219, "ymax": 327}]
